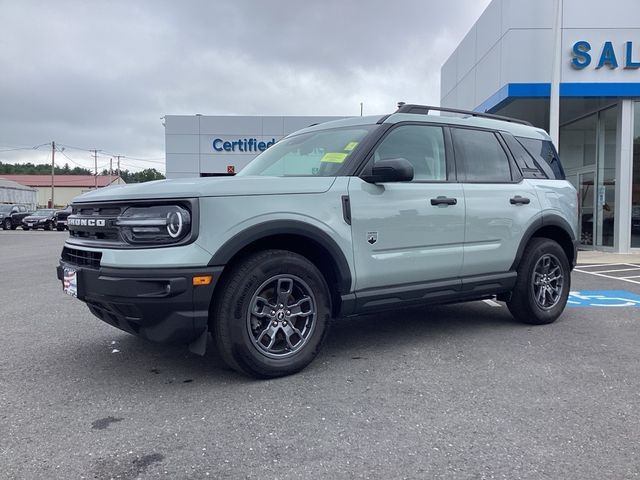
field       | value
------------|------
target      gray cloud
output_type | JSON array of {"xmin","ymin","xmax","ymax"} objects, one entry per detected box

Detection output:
[{"xmin": 0, "ymin": 0, "xmax": 490, "ymax": 172}]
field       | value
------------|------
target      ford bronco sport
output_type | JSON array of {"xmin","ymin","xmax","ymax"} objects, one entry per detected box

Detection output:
[{"xmin": 57, "ymin": 104, "xmax": 578, "ymax": 378}]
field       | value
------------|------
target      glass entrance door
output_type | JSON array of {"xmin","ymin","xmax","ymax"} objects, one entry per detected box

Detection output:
[
  {"xmin": 578, "ymin": 171, "xmax": 596, "ymax": 246},
  {"xmin": 560, "ymin": 105, "xmax": 617, "ymax": 249}
]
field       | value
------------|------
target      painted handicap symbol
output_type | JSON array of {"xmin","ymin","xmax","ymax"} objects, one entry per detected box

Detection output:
[{"xmin": 567, "ymin": 290, "xmax": 640, "ymax": 307}]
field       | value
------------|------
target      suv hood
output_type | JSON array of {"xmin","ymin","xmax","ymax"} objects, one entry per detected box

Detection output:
[{"xmin": 73, "ymin": 176, "xmax": 337, "ymax": 203}]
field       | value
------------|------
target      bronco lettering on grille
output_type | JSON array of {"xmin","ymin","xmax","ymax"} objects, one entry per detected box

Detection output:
[{"xmin": 68, "ymin": 218, "xmax": 107, "ymax": 227}]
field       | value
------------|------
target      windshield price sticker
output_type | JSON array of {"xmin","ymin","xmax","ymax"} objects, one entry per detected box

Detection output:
[{"xmin": 320, "ymin": 152, "xmax": 348, "ymax": 163}]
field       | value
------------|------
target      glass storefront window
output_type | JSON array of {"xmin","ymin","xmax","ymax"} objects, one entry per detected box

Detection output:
[
  {"xmin": 632, "ymin": 102, "xmax": 640, "ymax": 248},
  {"xmin": 560, "ymin": 113, "xmax": 597, "ymax": 246},
  {"xmin": 597, "ymin": 107, "xmax": 616, "ymax": 247},
  {"xmin": 560, "ymin": 105, "xmax": 618, "ymax": 248}
]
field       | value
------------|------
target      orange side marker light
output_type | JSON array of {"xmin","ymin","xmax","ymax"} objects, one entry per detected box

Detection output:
[{"xmin": 192, "ymin": 275, "xmax": 213, "ymax": 286}]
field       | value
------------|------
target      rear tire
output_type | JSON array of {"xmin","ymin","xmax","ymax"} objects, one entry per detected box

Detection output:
[
  {"xmin": 44, "ymin": 221, "xmax": 52, "ymax": 231},
  {"xmin": 2, "ymin": 219, "xmax": 10, "ymax": 230},
  {"xmin": 507, "ymin": 237, "xmax": 570, "ymax": 325},
  {"xmin": 212, "ymin": 249, "xmax": 331, "ymax": 378}
]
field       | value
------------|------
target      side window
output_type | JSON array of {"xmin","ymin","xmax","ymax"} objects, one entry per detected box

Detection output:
[
  {"xmin": 502, "ymin": 133, "xmax": 547, "ymax": 179},
  {"xmin": 452, "ymin": 128, "xmax": 512, "ymax": 182},
  {"xmin": 12, "ymin": 206, "xmax": 19, "ymax": 213},
  {"xmin": 19, "ymin": 206, "xmax": 26, "ymax": 212},
  {"xmin": 373, "ymin": 125, "xmax": 446, "ymax": 181},
  {"xmin": 516, "ymin": 137, "xmax": 565, "ymax": 180}
]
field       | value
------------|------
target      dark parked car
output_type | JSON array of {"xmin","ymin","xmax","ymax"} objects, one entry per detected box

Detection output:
[
  {"xmin": 22, "ymin": 209, "xmax": 57, "ymax": 230},
  {"xmin": 0, "ymin": 204, "xmax": 32, "ymax": 230},
  {"xmin": 54, "ymin": 206, "xmax": 72, "ymax": 231}
]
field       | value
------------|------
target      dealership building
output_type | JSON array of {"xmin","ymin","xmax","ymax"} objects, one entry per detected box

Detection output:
[
  {"xmin": 441, "ymin": 0, "xmax": 640, "ymax": 252},
  {"xmin": 164, "ymin": 115, "xmax": 344, "ymax": 178}
]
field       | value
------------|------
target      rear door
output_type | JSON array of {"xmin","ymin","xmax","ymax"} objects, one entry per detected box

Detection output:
[
  {"xmin": 348, "ymin": 123, "xmax": 465, "ymax": 291},
  {"xmin": 451, "ymin": 127, "xmax": 541, "ymax": 277}
]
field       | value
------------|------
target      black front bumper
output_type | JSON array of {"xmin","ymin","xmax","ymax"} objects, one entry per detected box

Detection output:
[{"xmin": 57, "ymin": 262, "xmax": 223, "ymax": 344}]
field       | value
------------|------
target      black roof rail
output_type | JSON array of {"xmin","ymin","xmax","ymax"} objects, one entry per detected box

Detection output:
[{"xmin": 394, "ymin": 103, "xmax": 533, "ymax": 126}]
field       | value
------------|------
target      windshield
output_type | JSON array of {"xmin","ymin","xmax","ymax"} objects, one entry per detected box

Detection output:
[
  {"xmin": 238, "ymin": 125, "xmax": 376, "ymax": 177},
  {"xmin": 33, "ymin": 210, "xmax": 54, "ymax": 216},
  {"xmin": 0, "ymin": 205, "xmax": 12, "ymax": 212}
]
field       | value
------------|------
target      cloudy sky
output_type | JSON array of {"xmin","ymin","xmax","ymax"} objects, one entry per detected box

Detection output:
[{"xmin": 0, "ymin": 0, "xmax": 490, "ymax": 173}]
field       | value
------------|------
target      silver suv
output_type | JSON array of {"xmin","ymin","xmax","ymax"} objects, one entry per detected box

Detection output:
[{"xmin": 57, "ymin": 104, "xmax": 578, "ymax": 378}]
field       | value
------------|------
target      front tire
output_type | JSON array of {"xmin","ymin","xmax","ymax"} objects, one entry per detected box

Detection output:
[
  {"xmin": 507, "ymin": 238, "xmax": 570, "ymax": 325},
  {"xmin": 212, "ymin": 249, "xmax": 331, "ymax": 378},
  {"xmin": 22, "ymin": 226, "xmax": 29, "ymax": 231}
]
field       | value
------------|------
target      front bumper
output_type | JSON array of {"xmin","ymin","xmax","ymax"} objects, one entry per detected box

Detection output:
[{"xmin": 57, "ymin": 262, "xmax": 223, "ymax": 344}]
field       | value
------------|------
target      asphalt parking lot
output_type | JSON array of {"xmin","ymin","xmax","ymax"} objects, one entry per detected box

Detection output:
[{"xmin": 1, "ymin": 231, "xmax": 639, "ymax": 479}]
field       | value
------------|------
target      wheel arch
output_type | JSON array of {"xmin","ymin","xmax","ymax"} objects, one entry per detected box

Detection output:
[
  {"xmin": 511, "ymin": 215, "xmax": 577, "ymax": 271},
  {"xmin": 208, "ymin": 220, "xmax": 353, "ymax": 316}
]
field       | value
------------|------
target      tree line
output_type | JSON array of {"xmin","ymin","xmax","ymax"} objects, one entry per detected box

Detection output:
[{"xmin": 0, "ymin": 161, "xmax": 165, "ymax": 183}]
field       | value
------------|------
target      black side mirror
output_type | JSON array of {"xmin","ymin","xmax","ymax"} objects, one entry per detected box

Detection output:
[{"xmin": 362, "ymin": 158, "xmax": 414, "ymax": 183}]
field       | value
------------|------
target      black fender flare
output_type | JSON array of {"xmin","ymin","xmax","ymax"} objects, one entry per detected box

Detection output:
[
  {"xmin": 207, "ymin": 220, "xmax": 353, "ymax": 293},
  {"xmin": 510, "ymin": 214, "xmax": 577, "ymax": 270}
]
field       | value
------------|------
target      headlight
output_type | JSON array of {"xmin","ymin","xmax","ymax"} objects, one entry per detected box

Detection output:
[{"xmin": 115, "ymin": 205, "xmax": 191, "ymax": 245}]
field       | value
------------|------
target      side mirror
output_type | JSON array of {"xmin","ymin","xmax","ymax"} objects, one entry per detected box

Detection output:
[{"xmin": 362, "ymin": 158, "xmax": 414, "ymax": 183}]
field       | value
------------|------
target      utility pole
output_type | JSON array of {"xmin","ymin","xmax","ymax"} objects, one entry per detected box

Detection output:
[
  {"xmin": 51, "ymin": 141, "xmax": 55, "ymax": 208},
  {"xmin": 92, "ymin": 150, "xmax": 98, "ymax": 189},
  {"xmin": 115, "ymin": 155, "xmax": 122, "ymax": 184},
  {"xmin": 360, "ymin": 102, "xmax": 363, "ymax": 116},
  {"xmin": 109, "ymin": 157, "xmax": 113, "ymax": 184}
]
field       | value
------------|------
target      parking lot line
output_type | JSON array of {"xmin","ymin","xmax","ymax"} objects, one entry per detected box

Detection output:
[
  {"xmin": 574, "ymin": 264, "xmax": 640, "ymax": 285},
  {"xmin": 482, "ymin": 299, "xmax": 502, "ymax": 307},
  {"xmin": 591, "ymin": 267, "xmax": 640, "ymax": 274}
]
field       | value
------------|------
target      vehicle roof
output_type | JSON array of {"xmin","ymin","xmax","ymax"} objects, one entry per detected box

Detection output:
[{"xmin": 294, "ymin": 112, "xmax": 550, "ymax": 141}]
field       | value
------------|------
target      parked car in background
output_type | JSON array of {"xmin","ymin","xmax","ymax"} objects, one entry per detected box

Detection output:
[
  {"xmin": 0, "ymin": 204, "xmax": 32, "ymax": 230},
  {"xmin": 22, "ymin": 209, "xmax": 57, "ymax": 230},
  {"xmin": 54, "ymin": 206, "xmax": 72, "ymax": 231}
]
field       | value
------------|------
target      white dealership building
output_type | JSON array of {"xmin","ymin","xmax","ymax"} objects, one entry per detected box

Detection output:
[
  {"xmin": 164, "ymin": 115, "xmax": 344, "ymax": 178},
  {"xmin": 441, "ymin": 0, "xmax": 640, "ymax": 252}
]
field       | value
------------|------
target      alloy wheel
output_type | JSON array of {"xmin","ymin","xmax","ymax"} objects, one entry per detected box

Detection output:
[
  {"xmin": 531, "ymin": 253, "xmax": 564, "ymax": 310},
  {"xmin": 247, "ymin": 274, "xmax": 317, "ymax": 359}
]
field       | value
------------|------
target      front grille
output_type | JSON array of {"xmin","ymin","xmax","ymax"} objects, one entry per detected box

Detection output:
[
  {"xmin": 62, "ymin": 246, "xmax": 102, "ymax": 268},
  {"xmin": 68, "ymin": 204, "xmax": 124, "ymax": 244}
]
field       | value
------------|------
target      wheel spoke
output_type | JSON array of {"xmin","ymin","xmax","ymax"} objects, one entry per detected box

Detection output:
[
  {"xmin": 257, "ymin": 323, "xmax": 278, "ymax": 345},
  {"xmin": 282, "ymin": 324, "xmax": 302, "ymax": 350},
  {"xmin": 288, "ymin": 296, "xmax": 314, "ymax": 318},
  {"xmin": 252, "ymin": 296, "xmax": 276, "ymax": 318},
  {"xmin": 276, "ymin": 278, "xmax": 294, "ymax": 307}
]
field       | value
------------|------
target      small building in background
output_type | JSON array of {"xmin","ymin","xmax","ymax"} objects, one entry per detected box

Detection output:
[
  {"xmin": 0, "ymin": 178, "xmax": 37, "ymax": 210},
  {"xmin": 0, "ymin": 174, "xmax": 124, "ymax": 208}
]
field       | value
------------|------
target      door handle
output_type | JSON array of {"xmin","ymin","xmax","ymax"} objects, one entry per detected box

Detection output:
[
  {"xmin": 430, "ymin": 196, "xmax": 457, "ymax": 206},
  {"xmin": 510, "ymin": 196, "xmax": 531, "ymax": 205}
]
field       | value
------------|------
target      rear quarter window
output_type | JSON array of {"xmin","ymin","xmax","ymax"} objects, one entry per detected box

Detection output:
[{"xmin": 516, "ymin": 137, "xmax": 565, "ymax": 180}]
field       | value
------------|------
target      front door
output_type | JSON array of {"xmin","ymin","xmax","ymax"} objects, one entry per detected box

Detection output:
[{"xmin": 348, "ymin": 123, "xmax": 465, "ymax": 291}]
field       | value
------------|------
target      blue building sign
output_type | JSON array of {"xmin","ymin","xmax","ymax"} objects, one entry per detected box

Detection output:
[
  {"xmin": 571, "ymin": 41, "xmax": 640, "ymax": 69},
  {"xmin": 213, "ymin": 138, "xmax": 276, "ymax": 153}
]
